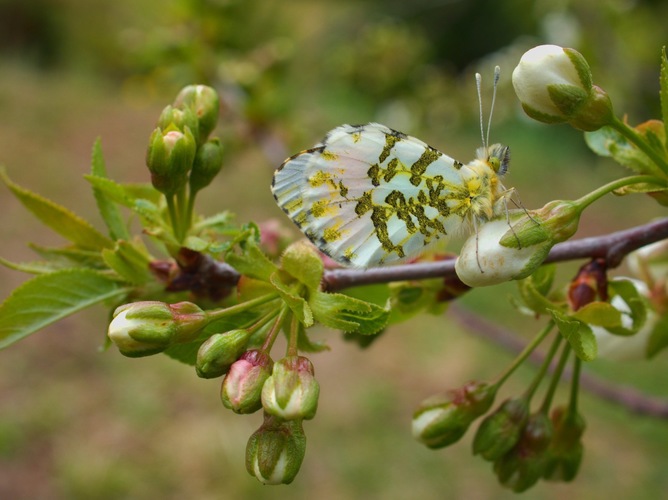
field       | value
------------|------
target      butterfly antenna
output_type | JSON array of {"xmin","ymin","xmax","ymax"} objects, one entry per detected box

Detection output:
[
  {"xmin": 475, "ymin": 72, "xmax": 486, "ymax": 149},
  {"xmin": 485, "ymin": 66, "xmax": 501, "ymax": 149}
]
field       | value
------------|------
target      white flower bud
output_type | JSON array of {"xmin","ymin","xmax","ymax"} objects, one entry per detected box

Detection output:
[
  {"xmin": 455, "ymin": 218, "xmax": 552, "ymax": 287},
  {"xmin": 592, "ymin": 279, "xmax": 657, "ymax": 361},
  {"xmin": 512, "ymin": 45, "xmax": 612, "ymax": 131}
]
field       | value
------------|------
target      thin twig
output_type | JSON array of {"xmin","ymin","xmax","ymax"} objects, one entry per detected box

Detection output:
[
  {"xmin": 449, "ymin": 305, "xmax": 668, "ymax": 419},
  {"xmin": 323, "ymin": 217, "xmax": 668, "ymax": 291}
]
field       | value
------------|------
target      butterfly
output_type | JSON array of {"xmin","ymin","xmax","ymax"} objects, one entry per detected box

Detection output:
[{"xmin": 271, "ymin": 69, "xmax": 512, "ymax": 268}]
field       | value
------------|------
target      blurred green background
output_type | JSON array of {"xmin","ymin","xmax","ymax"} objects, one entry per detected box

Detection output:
[{"xmin": 1, "ymin": 0, "xmax": 668, "ymax": 498}]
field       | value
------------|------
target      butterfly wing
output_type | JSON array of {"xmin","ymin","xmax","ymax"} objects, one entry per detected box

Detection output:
[{"xmin": 272, "ymin": 123, "xmax": 468, "ymax": 267}]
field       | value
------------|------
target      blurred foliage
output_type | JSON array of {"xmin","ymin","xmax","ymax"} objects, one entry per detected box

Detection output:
[{"xmin": 1, "ymin": 0, "xmax": 668, "ymax": 497}]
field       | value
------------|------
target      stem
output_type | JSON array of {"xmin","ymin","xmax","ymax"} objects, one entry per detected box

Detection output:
[
  {"xmin": 569, "ymin": 356, "xmax": 582, "ymax": 414},
  {"xmin": 261, "ymin": 305, "xmax": 289, "ymax": 352},
  {"xmin": 246, "ymin": 308, "xmax": 281, "ymax": 336},
  {"xmin": 207, "ymin": 293, "xmax": 280, "ymax": 322},
  {"xmin": 185, "ymin": 186, "xmax": 198, "ymax": 234},
  {"xmin": 574, "ymin": 175, "xmax": 668, "ymax": 211},
  {"xmin": 287, "ymin": 313, "xmax": 300, "ymax": 357},
  {"xmin": 176, "ymin": 185, "xmax": 188, "ymax": 241},
  {"xmin": 166, "ymin": 195, "xmax": 181, "ymax": 241},
  {"xmin": 540, "ymin": 342, "xmax": 572, "ymax": 414},
  {"xmin": 610, "ymin": 116, "xmax": 668, "ymax": 175},
  {"xmin": 493, "ymin": 320, "xmax": 555, "ymax": 388},
  {"xmin": 523, "ymin": 331, "xmax": 562, "ymax": 402}
]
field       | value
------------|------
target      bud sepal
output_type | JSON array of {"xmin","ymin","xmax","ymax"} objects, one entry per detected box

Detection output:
[{"xmin": 261, "ymin": 355, "xmax": 320, "ymax": 420}]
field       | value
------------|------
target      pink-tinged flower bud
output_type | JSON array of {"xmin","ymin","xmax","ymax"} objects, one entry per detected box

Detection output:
[
  {"xmin": 221, "ymin": 350, "xmax": 274, "ymax": 414},
  {"xmin": 173, "ymin": 84, "xmax": 220, "ymax": 144},
  {"xmin": 473, "ymin": 398, "xmax": 530, "ymax": 461},
  {"xmin": 195, "ymin": 329, "xmax": 251, "ymax": 379},
  {"xmin": 412, "ymin": 381, "xmax": 496, "ymax": 449},
  {"xmin": 543, "ymin": 406, "xmax": 586, "ymax": 482},
  {"xmin": 245, "ymin": 413, "xmax": 306, "ymax": 485},
  {"xmin": 512, "ymin": 45, "xmax": 613, "ymax": 131},
  {"xmin": 189, "ymin": 138, "xmax": 224, "ymax": 193},
  {"xmin": 456, "ymin": 201, "xmax": 581, "ymax": 287},
  {"xmin": 493, "ymin": 412, "xmax": 554, "ymax": 492},
  {"xmin": 108, "ymin": 301, "xmax": 208, "ymax": 357},
  {"xmin": 146, "ymin": 126, "xmax": 197, "ymax": 195},
  {"xmin": 261, "ymin": 356, "xmax": 319, "ymax": 421}
]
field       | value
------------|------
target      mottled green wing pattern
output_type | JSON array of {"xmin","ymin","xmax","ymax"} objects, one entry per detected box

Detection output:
[{"xmin": 272, "ymin": 123, "xmax": 483, "ymax": 267}]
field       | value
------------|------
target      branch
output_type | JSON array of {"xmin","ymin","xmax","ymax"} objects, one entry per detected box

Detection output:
[
  {"xmin": 322, "ymin": 217, "xmax": 668, "ymax": 291},
  {"xmin": 449, "ymin": 305, "xmax": 668, "ymax": 419}
]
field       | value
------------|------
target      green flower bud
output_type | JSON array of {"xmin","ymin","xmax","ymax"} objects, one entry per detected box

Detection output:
[
  {"xmin": 173, "ymin": 84, "xmax": 220, "ymax": 143},
  {"xmin": 146, "ymin": 126, "xmax": 197, "ymax": 195},
  {"xmin": 261, "ymin": 356, "xmax": 320, "ymax": 421},
  {"xmin": 493, "ymin": 411, "xmax": 554, "ymax": 493},
  {"xmin": 512, "ymin": 45, "xmax": 613, "ymax": 131},
  {"xmin": 456, "ymin": 201, "xmax": 581, "ymax": 287},
  {"xmin": 108, "ymin": 301, "xmax": 208, "ymax": 357},
  {"xmin": 245, "ymin": 413, "xmax": 306, "ymax": 485},
  {"xmin": 222, "ymin": 350, "xmax": 274, "ymax": 414},
  {"xmin": 157, "ymin": 105, "xmax": 200, "ymax": 143},
  {"xmin": 195, "ymin": 329, "xmax": 251, "ymax": 379},
  {"xmin": 412, "ymin": 381, "xmax": 496, "ymax": 449},
  {"xmin": 543, "ymin": 406, "xmax": 586, "ymax": 482},
  {"xmin": 189, "ymin": 138, "xmax": 224, "ymax": 193},
  {"xmin": 472, "ymin": 397, "xmax": 529, "ymax": 461}
]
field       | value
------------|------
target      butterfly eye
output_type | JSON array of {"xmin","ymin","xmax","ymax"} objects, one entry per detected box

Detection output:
[{"xmin": 488, "ymin": 156, "xmax": 501, "ymax": 172}]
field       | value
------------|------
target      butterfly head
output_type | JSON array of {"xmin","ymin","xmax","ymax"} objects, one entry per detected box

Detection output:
[{"xmin": 479, "ymin": 143, "xmax": 510, "ymax": 176}]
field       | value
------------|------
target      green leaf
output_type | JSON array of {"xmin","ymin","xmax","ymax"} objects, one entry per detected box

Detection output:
[
  {"xmin": 310, "ymin": 291, "xmax": 389, "ymax": 334},
  {"xmin": 571, "ymin": 301, "xmax": 622, "ymax": 328},
  {"xmin": 0, "ymin": 269, "xmax": 129, "ymax": 349},
  {"xmin": 613, "ymin": 181, "xmax": 668, "ymax": 196},
  {"xmin": 660, "ymin": 47, "xmax": 668, "ymax": 142},
  {"xmin": 183, "ymin": 235, "xmax": 210, "ymax": 252},
  {"xmin": 584, "ymin": 127, "xmax": 664, "ymax": 177},
  {"xmin": 101, "ymin": 240, "xmax": 153, "ymax": 284},
  {"xmin": 606, "ymin": 279, "xmax": 648, "ymax": 336},
  {"xmin": 84, "ymin": 175, "xmax": 138, "ymax": 209},
  {"xmin": 269, "ymin": 272, "xmax": 313, "ymax": 327},
  {"xmin": 296, "ymin": 320, "xmax": 330, "ymax": 353},
  {"xmin": 192, "ymin": 211, "xmax": 235, "ymax": 233},
  {"xmin": 0, "ymin": 255, "xmax": 70, "ymax": 274},
  {"xmin": 529, "ymin": 264, "xmax": 556, "ymax": 296},
  {"xmin": 647, "ymin": 314, "xmax": 668, "ymax": 359},
  {"xmin": 517, "ymin": 273, "xmax": 560, "ymax": 316},
  {"xmin": 550, "ymin": 310, "xmax": 597, "ymax": 361},
  {"xmin": 281, "ymin": 241, "xmax": 324, "ymax": 293},
  {"xmin": 1, "ymin": 168, "xmax": 113, "ymax": 251},
  {"xmin": 225, "ymin": 235, "xmax": 278, "ymax": 282},
  {"xmin": 29, "ymin": 243, "xmax": 107, "ymax": 268},
  {"xmin": 84, "ymin": 176, "xmax": 176, "ymax": 246},
  {"xmin": 89, "ymin": 139, "xmax": 129, "ymax": 240}
]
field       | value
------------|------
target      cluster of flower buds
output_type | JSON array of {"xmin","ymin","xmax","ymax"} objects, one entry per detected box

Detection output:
[
  {"xmin": 146, "ymin": 85, "xmax": 223, "ymax": 197},
  {"xmin": 239, "ymin": 355, "xmax": 318, "ymax": 484}
]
